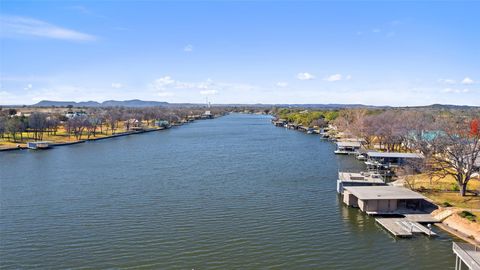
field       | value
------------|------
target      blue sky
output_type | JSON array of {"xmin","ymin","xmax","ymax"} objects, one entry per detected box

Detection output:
[{"xmin": 0, "ymin": 1, "xmax": 478, "ymax": 106}]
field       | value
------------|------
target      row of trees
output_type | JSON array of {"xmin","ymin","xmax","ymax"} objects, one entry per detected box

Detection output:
[
  {"xmin": 0, "ymin": 113, "xmax": 60, "ymax": 141},
  {"xmin": 333, "ymin": 108, "xmax": 480, "ymax": 196},
  {"xmin": 0, "ymin": 106, "xmax": 229, "ymax": 142},
  {"xmin": 273, "ymin": 108, "xmax": 339, "ymax": 127}
]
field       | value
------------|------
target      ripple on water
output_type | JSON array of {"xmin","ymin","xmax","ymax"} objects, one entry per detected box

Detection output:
[{"xmin": 0, "ymin": 114, "xmax": 456, "ymax": 269}]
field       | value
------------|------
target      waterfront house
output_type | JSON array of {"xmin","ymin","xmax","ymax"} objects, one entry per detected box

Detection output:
[
  {"xmin": 202, "ymin": 110, "xmax": 213, "ymax": 119},
  {"xmin": 155, "ymin": 120, "xmax": 171, "ymax": 128},
  {"xmin": 343, "ymin": 186, "xmax": 427, "ymax": 214},
  {"xmin": 65, "ymin": 111, "xmax": 87, "ymax": 119}
]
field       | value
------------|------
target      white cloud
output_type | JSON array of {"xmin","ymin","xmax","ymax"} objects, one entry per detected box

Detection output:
[
  {"xmin": 296, "ymin": 72, "xmax": 315, "ymax": 80},
  {"xmin": 442, "ymin": 88, "xmax": 469, "ymax": 93},
  {"xmin": 111, "ymin": 83, "xmax": 123, "ymax": 89},
  {"xmin": 439, "ymin": 79, "xmax": 456, "ymax": 84},
  {"xmin": 276, "ymin": 82, "xmax": 288, "ymax": 87},
  {"xmin": 0, "ymin": 15, "xmax": 96, "ymax": 41},
  {"xmin": 152, "ymin": 76, "xmax": 175, "ymax": 90},
  {"xmin": 325, "ymin": 74, "xmax": 342, "ymax": 82},
  {"xmin": 345, "ymin": 75, "xmax": 352, "ymax": 80},
  {"xmin": 184, "ymin": 44, "xmax": 193, "ymax": 52},
  {"xmin": 200, "ymin": 90, "xmax": 218, "ymax": 95},
  {"xmin": 372, "ymin": 28, "xmax": 381, "ymax": 33},
  {"xmin": 461, "ymin": 77, "xmax": 474, "ymax": 85},
  {"xmin": 24, "ymin": 83, "xmax": 33, "ymax": 90}
]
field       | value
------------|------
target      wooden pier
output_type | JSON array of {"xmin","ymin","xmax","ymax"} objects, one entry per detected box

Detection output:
[{"xmin": 376, "ymin": 217, "xmax": 437, "ymax": 238}]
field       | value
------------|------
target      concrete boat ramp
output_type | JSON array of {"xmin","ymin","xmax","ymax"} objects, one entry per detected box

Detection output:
[{"xmin": 376, "ymin": 215, "xmax": 439, "ymax": 238}]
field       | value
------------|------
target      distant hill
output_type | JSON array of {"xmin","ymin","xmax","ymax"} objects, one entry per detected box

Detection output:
[
  {"xmin": 28, "ymin": 100, "xmax": 479, "ymax": 109},
  {"xmin": 33, "ymin": 99, "xmax": 169, "ymax": 108}
]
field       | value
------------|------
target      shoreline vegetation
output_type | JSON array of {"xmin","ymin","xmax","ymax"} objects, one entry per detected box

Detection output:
[
  {"xmin": 269, "ymin": 107, "xmax": 480, "ymax": 244},
  {"xmin": 1, "ymin": 104, "xmax": 479, "ymax": 244},
  {"xmin": 0, "ymin": 106, "xmax": 232, "ymax": 151}
]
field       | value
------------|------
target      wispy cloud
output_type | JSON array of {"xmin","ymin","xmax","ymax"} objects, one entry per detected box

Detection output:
[
  {"xmin": 324, "ymin": 74, "xmax": 342, "ymax": 82},
  {"xmin": 111, "ymin": 83, "xmax": 123, "ymax": 89},
  {"xmin": 0, "ymin": 15, "xmax": 96, "ymax": 41},
  {"xmin": 151, "ymin": 76, "xmax": 175, "ymax": 90},
  {"xmin": 442, "ymin": 88, "xmax": 469, "ymax": 93},
  {"xmin": 439, "ymin": 78, "xmax": 456, "ymax": 84},
  {"xmin": 461, "ymin": 77, "xmax": 474, "ymax": 85},
  {"xmin": 184, "ymin": 44, "xmax": 193, "ymax": 52},
  {"xmin": 276, "ymin": 82, "xmax": 288, "ymax": 88},
  {"xmin": 296, "ymin": 72, "xmax": 314, "ymax": 80},
  {"xmin": 200, "ymin": 90, "xmax": 218, "ymax": 95}
]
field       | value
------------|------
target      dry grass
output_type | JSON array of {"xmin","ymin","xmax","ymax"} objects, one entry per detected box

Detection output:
[
  {"xmin": 405, "ymin": 173, "xmax": 480, "ymax": 209},
  {"xmin": 0, "ymin": 121, "xmax": 157, "ymax": 149}
]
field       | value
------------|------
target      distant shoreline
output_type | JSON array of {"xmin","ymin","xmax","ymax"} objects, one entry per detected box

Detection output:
[{"xmin": 1, "ymin": 123, "xmax": 189, "ymax": 152}]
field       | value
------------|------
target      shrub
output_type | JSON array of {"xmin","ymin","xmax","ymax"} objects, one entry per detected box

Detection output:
[
  {"xmin": 442, "ymin": 202, "xmax": 453, "ymax": 207},
  {"xmin": 458, "ymin": 211, "xmax": 477, "ymax": 222}
]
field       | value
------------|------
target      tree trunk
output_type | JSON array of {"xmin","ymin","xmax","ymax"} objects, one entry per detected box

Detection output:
[{"xmin": 460, "ymin": 183, "xmax": 467, "ymax": 197}]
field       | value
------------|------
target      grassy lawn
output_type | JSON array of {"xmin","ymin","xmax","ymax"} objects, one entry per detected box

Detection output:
[
  {"xmin": 0, "ymin": 122, "xmax": 158, "ymax": 149},
  {"xmin": 405, "ymin": 174, "xmax": 480, "ymax": 210}
]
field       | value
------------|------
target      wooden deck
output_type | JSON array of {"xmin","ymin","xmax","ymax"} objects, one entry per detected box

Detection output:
[{"xmin": 376, "ymin": 218, "xmax": 437, "ymax": 238}]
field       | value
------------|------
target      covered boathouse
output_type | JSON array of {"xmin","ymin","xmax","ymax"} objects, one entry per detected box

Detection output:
[{"xmin": 343, "ymin": 186, "xmax": 428, "ymax": 214}]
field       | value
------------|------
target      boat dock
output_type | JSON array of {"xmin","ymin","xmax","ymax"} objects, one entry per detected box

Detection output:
[
  {"xmin": 376, "ymin": 216, "xmax": 439, "ymax": 238},
  {"xmin": 336, "ymin": 171, "xmax": 386, "ymax": 194},
  {"xmin": 452, "ymin": 242, "xmax": 480, "ymax": 270}
]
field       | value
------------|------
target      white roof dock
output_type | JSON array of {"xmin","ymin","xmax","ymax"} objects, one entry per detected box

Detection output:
[
  {"xmin": 344, "ymin": 186, "xmax": 426, "ymax": 200},
  {"xmin": 338, "ymin": 172, "xmax": 384, "ymax": 183},
  {"xmin": 337, "ymin": 141, "xmax": 361, "ymax": 148},
  {"xmin": 366, "ymin": 151, "xmax": 424, "ymax": 159}
]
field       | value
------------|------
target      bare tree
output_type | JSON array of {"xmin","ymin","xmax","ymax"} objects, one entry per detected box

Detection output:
[
  {"xmin": 29, "ymin": 112, "xmax": 47, "ymax": 141},
  {"xmin": 67, "ymin": 116, "xmax": 88, "ymax": 140},
  {"xmin": 409, "ymin": 116, "xmax": 480, "ymax": 196},
  {"xmin": 6, "ymin": 116, "xmax": 25, "ymax": 142}
]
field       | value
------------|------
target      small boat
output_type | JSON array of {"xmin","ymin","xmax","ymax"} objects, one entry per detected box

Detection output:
[
  {"xmin": 356, "ymin": 153, "xmax": 367, "ymax": 160},
  {"xmin": 27, "ymin": 141, "xmax": 52, "ymax": 150}
]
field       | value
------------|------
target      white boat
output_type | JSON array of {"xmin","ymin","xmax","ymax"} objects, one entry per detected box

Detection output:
[{"xmin": 356, "ymin": 154, "xmax": 367, "ymax": 160}]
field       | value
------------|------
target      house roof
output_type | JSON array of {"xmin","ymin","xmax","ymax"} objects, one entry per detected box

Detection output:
[
  {"xmin": 337, "ymin": 141, "xmax": 361, "ymax": 147},
  {"xmin": 344, "ymin": 186, "xmax": 426, "ymax": 200},
  {"xmin": 366, "ymin": 151, "xmax": 424, "ymax": 159}
]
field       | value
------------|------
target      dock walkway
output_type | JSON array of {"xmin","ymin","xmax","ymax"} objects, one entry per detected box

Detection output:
[{"xmin": 376, "ymin": 218, "xmax": 437, "ymax": 238}]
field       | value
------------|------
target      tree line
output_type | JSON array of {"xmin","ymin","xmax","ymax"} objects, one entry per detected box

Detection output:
[
  {"xmin": 332, "ymin": 108, "xmax": 480, "ymax": 196},
  {"xmin": 0, "ymin": 107, "xmax": 229, "ymax": 141}
]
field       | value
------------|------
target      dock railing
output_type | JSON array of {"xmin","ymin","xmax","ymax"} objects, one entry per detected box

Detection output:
[{"xmin": 452, "ymin": 242, "xmax": 480, "ymax": 270}]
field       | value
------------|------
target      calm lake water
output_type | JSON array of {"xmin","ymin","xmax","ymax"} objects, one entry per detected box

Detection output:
[{"xmin": 1, "ymin": 113, "xmax": 457, "ymax": 269}]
